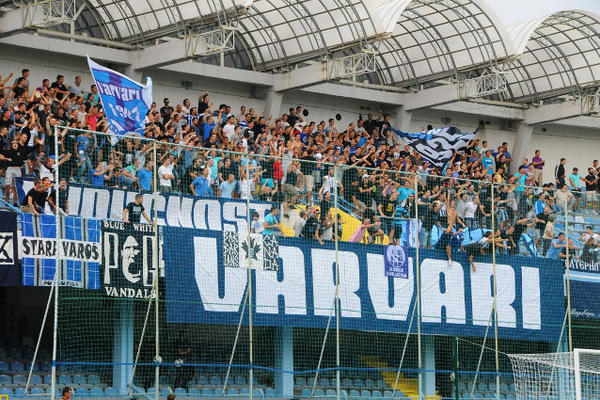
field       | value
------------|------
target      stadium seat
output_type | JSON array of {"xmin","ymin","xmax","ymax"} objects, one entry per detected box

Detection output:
[
  {"xmin": 76, "ymin": 387, "xmax": 89, "ymax": 398},
  {"xmin": 29, "ymin": 374, "xmax": 43, "ymax": 385},
  {"xmin": 188, "ymin": 387, "xmax": 200, "ymax": 396},
  {"xmin": 213, "ymin": 388, "xmax": 224, "ymax": 396},
  {"xmin": 314, "ymin": 388, "xmax": 325, "ymax": 397},
  {"xmin": 364, "ymin": 378, "xmax": 375, "ymax": 388},
  {"xmin": 73, "ymin": 374, "xmax": 87, "ymax": 385},
  {"xmin": 348, "ymin": 389, "xmax": 360, "ymax": 398},
  {"xmin": 342, "ymin": 378, "xmax": 353, "ymax": 388},
  {"xmin": 264, "ymin": 388, "xmax": 276, "ymax": 397},
  {"xmin": 174, "ymin": 387, "xmax": 187, "ymax": 394},
  {"xmin": 9, "ymin": 348, "xmax": 23, "ymax": 359},
  {"xmin": 360, "ymin": 389, "xmax": 371, "ymax": 398},
  {"xmin": 476, "ymin": 382, "xmax": 488, "ymax": 392},
  {"xmin": 43, "ymin": 375, "xmax": 53, "ymax": 385},
  {"xmin": 371, "ymin": 389, "xmax": 382, "ymax": 397},
  {"xmin": 0, "ymin": 374, "xmax": 11, "ymax": 385},
  {"xmin": 326, "ymin": 388, "xmax": 336, "ymax": 396},
  {"xmin": 0, "ymin": 388, "xmax": 12, "ymax": 395},
  {"xmin": 25, "ymin": 361, "xmax": 39, "ymax": 372},
  {"xmin": 0, "ymin": 349, "xmax": 6, "ymax": 359},
  {"xmin": 196, "ymin": 375, "xmax": 207, "ymax": 385},
  {"xmin": 318, "ymin": 377, "xmax": 330, "ymax": 387},
  {"xmin": 89, "ymin": 387, "xmax": 104, "ymax": 397},
  {"xmin": 13, "ymin": 374, "xmax": 27, "ymax": 385},
  {"xmin": 296, "ymin": 377, "xmax": 307, "ymax": 387},
  {"xmin": 40, "ymin": 361, "xmax": 51, "ymax": 372},
  {"xmin": 382, "ymin": 390, "xmax": 393, "ymax": 398},
  {"xmin": 375, "ymin": 379, "xmax": 386, "ymax": 388},
  {"xmin": 159, "ymin": 387, "xmax": 171, "ymax": 395},
  {"xmin": 10, "ymin": 362, "xmax": 25, "ymax": 372},
  {"xmin": 353, "ymin": 378, "xmax": 365, "ymax": 388},
  {"xmin": 87, "ymin": 374, "xmax": 101, "ymax": 385},
  {"xmin": 0, "ymin": 362, "xmax": 7, "ymax": 373},
  {"xmin": 209, "ymin": 375, "xmax": 221, "ymax": 386},
  {"xmin": 14, "ymin": 387, "xmax": 26, "ymax": 396},
  {"xmin": 201, "ymin": 388, "xmax": 213, "ymax": 396},
  {"xmin": 104, "ymin": 387, "xmax": 117, "ymax": 397},
  {"xmin": 234, "ymin": 375, "xmax": 247, "ymax": 385},
  {"xmin": 458, "ymin": 381, "xmax": 467, "ymax": 391},
  {"xmin": 59, "ymin": 375, "xmax": 72, "ymax": 385}
]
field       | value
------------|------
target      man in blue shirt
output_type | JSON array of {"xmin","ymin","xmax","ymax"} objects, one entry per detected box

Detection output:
[
  {"xmin": 137, "ymin": 161, "xmax": 153, "ymax": 191},
  {"xmin": 263, "ymin": 206, "xmax": 280, "ymax": 235},
  {"xmin": 219, "ymin": 173, "xmax": 236, "ymax": 198},
  {"xmin": 481, "ymin": 150, "xmax": 495, "ymax": 175},
  {"xmin": 91, "ymin": 161, "xmax": 112, "ymax": 187},
  {"xmin": 397, "ymin": 179, "xmax": 415, "ymax": 202},
  {"xmin": 512, "ymin": 165, "xmax": 528, "ymax": 204},
  {"xmin": 546, "ymin": 232, "xmax": 566, "ymax": 259},
  {"xmin": 191, "ymin": 168, "xmax": 213, "ymax": 197}
]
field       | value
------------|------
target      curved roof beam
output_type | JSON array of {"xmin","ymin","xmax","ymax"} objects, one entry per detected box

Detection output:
[
  {"xmin": 506, "ymin": 9, "xmax": 600, "ymax": 103},
  {"xmin": 376, "ymin": 0, "xmax": 514, "ymax": 87}
]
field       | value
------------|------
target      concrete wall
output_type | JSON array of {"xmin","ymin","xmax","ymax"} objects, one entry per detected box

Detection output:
[{"xmin": 2, "ymin": 43, "xmax": 598, "ymax": 175}]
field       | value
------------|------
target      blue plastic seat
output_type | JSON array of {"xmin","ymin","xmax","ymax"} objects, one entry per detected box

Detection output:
[
  {"xmin": 234, "ymin": 375, "xmax": 247, "ymax": 386},
  {"xmin": 264, "ymin": 388, "xmax": 276, "ymax": 397},
  {"xmin": 0, "ymin": 362, "xmax": 8, "ymax": 373},
  {"xmin": 59, "ymin": 375, "xmax": 72, "ymax": 385},
  {"xmin": 353, "ymin": 378, "xmax": 365, "ymax": 388},
  {"xmin": 25, "ymin": 361, "xmax": 39, "ymax": 372},
  {"xmin": 77, "ymin": 388, "xmax": 90, "ymax": 398},
  {"xmin": 104, "ymin": 387, "xmax": 117, "ymax": 397},
  {"xmin": 40, "ymin": 361, "xmax": 51, "ymax": 372},
  {"xmin": 201, "ymin": 388, "xmax": 213, "ymax": 396},
  {"xmin": 349, "ymin": 389, "xmax": 360, "ymax": 398},
  {"xmin": 159, "ymin": 387, "xmax": 171, "ymax": 395},
  {"xmin": 229, "ymin": 388, "xmax": 240, "ymax": 395},
  {"xmin": 375, "ymin": 380, "xmax": 386, "ymax": 388},
  {"xmin": 342, "ymin": 378, "xmax": 353, "ymax": 388},
  {"xmin": 73, "ymin": 374, "xmax": 87, "ymax": 385},
  {"xmin": 318, "ymin": 378, "xmax": 330, "ymax": 387},
  {"xmin": 383, "ymin": 390, "xmax": 393, "ymax": 398},
  {"xmin": 10, "ymin": 362, "xmax": 24, "ymax": 372},
  {"xmin": 196, "ymin": 375, "xmax": 207, "ymax": 385},
  {"xmin": 314, "ymin": 388, "xmax": 325, "ymax": 396},
  {"xmin": 0, "ymin": 388, "xmax": 12, "ymax": 395},
  {"xmin": 89, "ymin": 387, "xmax": 104, "ymax": 397},
  {"xmin": 87, "ymin": 374, "xmax": 101, "ymax": 385},
  {"xmin": 9, "ymin": 348, "xmax": 23, "ymax": 359},
  {"xmin": 29, "ymin": 374, "xmax": 43, "ymax": 385},
  {"xmin": 213, "ymin": 388, "xmax": 224, "ymax": 396},
  {"xmin": 301, "ymin": 388, "xmax": 311, "ymax": 397},
  {"xmin": 0, "ymin": 374, "xmax": 11, "ymax": 384},
  {"xmin": 43, "ymin": 374, "xmax": 53, "ymax": 385},
  {"xmin": 188, "ymin": 387, "xmax": 200, "ymax": 396},
  {"xmin": 209, "ymin": 375, "xmax": 221, "ymax": 386},
  {"xmin": 14, "ymin": 387, "xmax": 26, "ymax": 396},
  {"xmin": 371, "ymin": 390, "xmax": 382, "ymax": 398},
  {"xmin": 360, "ymin": 389, "xmax": 371, "ymax": 398},
  {"xmin": 365, "ymin": 379, "xmax": 375, "ymax": 388},
  {"xmin": 326, "ymin": 388, "xmax": 336, "ymax": 396},
  {"xmin": 13, "ymin": 374, "xmax": 27, "ymax": 385},
  {"xmin": 296, "ymin": 377, "xmax": 307, "ymax": 387},
  {"xmin": 174, "ymin": 387, "xmax": 187, "ymax": 394}
]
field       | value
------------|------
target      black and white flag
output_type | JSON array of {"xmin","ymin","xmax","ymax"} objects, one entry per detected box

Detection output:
[
  {"xmin": 0, "ymin": 211, "xmax": 19, "ymax": 286},
  {"xmin": 101, "ymin": 221, "xmax": 160, "ymax": 298},
  {"xmin": 223, "ymin": 231, "xmax": 279, "ymax": 271},
  {"xmin": 392, "ymin": 126, "xmax": 477, "ymax": 168}
]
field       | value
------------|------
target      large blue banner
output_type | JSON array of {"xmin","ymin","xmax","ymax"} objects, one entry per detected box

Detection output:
[
  {"xmin": 16, "ymin": 179, "xmax": 276, "ymax": 232},
  {"xmin": 87, "ymin": 57, "xmax": 153, "ymax": 137},
  {"xmin": 163, "ymin": 227, "xmax": 565, "ymax": 341}
]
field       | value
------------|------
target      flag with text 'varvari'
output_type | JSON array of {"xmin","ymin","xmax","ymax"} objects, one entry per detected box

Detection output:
[{"xmin": 87, "ymin": 57, "xmax": 153, "ymax": 138}]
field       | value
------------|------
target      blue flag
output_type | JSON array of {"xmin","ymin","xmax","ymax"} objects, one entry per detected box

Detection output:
[
  {"xmin": 87, "ymin": 57, "xmax": 152, "ymax": 137},
  {"xmin": 391, "ymin": 126, "xmax": 477, "ymax": 168},
  {"xmin": 384, "ymin": 245, "xmax": 409, "ymax": 279}
]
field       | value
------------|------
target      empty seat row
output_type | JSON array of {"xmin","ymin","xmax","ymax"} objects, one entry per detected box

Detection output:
[
  {"xmin": 295, "ymin": 377, "xmax": 387, "ymax": 389},
  {"xmin": 0, "ymin": 373, "xmax": 102, "ymax": 387},
  {"xmin": 0, "ymin": 361, "xmax": 52, "ymax": 373}
]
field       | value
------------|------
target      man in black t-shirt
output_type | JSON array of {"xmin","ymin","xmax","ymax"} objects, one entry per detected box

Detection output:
[
  {"xmin": 584, "ymin": 167, "xmax": 599, "ymax": 207},
  {"xmin": 20, "ymin": 178, "xmax": 47, "ymax": 216},
  {"xmin": 123, "ymin": 194, "xmax": 153, "ymax": 224}
]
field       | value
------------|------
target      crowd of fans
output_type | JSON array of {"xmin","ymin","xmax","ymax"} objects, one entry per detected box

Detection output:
[{"xmin": 0, "ymin": 68, "xmax": 599, "ymax": 264}]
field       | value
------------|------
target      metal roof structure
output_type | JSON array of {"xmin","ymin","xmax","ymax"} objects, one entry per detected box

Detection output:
[{"xmin": 0, "ymin": 0, "xmax": 598, "ymax": 107}]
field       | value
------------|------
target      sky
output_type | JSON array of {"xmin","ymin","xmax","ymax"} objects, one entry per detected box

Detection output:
[{"xmin": 486, "ymin": 0, "xmax": 600, "ymax": 26}]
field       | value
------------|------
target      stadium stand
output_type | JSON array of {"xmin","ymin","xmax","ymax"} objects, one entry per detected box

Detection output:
[{"xmin": 0, "ymin": 1, "xmax": 599, "ymax": 399}]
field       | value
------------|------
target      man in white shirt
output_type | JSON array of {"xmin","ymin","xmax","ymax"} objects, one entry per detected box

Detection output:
[
  {"xmin": 70, "ymin": 76, "xmax": 84, "ymax": 96},
  {"xmin": 222, "ymin": 115, "xmax": 237, "ymax": 142},
  {"xmin": 158, "ymin": 156, "xmax": 175, "ymax": 192}
]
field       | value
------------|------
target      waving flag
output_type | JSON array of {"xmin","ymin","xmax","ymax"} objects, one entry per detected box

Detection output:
[
  {"xmin": 392, "ymin": 126, "xmax": 477, "ymax": 168},
  {"xmin": 87, "ymin": 57, "xmax": 152, "ymax": 137}
]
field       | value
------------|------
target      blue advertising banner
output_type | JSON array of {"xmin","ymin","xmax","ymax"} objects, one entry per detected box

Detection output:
[
  {"xmin": 568, "ymin": 258, "xmax": 600, "ymax": 319},
  {"xmin": 164, "ymin": 227, "xmax": 565, "ymax": 341},
  {"xmin": 0, "ymin": 210, "xmax": 20, "ymax": 286},
  {"xmin": 87, "ymin": 57, "xmax": 153, "ymax": 137},
  {"xmin": 20, "ymin": 213, "xmax": 101, "ymax": 288}
]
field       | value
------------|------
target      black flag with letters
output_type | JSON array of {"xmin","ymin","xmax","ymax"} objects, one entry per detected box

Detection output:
[{"xmin": 0, "ymin": 210, "xmax": 20, "ymax": 286}]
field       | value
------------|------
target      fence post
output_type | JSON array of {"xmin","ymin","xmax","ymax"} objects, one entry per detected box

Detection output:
[
  {"xmin": 153, "ymin": 139, "xmax": 160, "ymax": 400},
  {"xmin": 333, "ymin": 164, "xmax": 341, "ymax": 400}
]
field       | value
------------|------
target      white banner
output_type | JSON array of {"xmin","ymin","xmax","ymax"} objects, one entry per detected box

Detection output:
[{"xmin": 20, "ymin": 237, "xmax": 101, "ymax": 263}]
